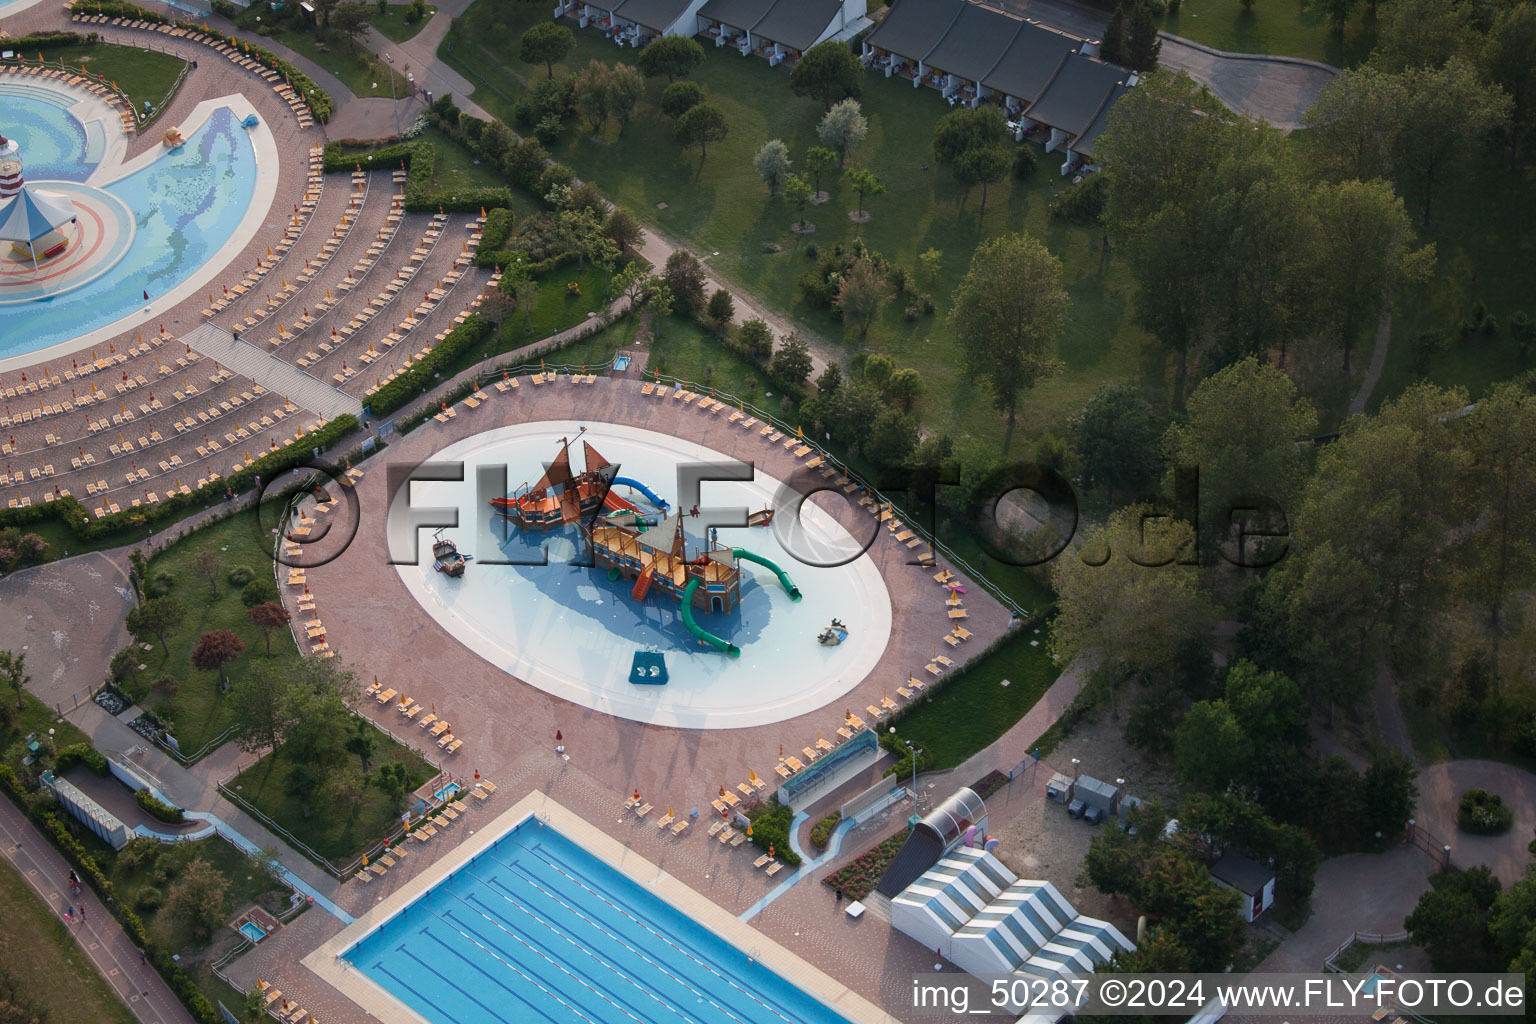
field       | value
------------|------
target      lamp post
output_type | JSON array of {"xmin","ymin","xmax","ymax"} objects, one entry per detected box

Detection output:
[
  {"xmin": 386, "ymin": 58, "xmax": 400, "ymax": 139},
  {"xmin": 905, "ymin": 739, "xmax": 923, "ymax": 828}
]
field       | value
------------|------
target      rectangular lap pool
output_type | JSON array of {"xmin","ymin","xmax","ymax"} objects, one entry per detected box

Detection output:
[{"xmin": 344, "ymin": 819, "xmax": 855, "ymax": 1024}]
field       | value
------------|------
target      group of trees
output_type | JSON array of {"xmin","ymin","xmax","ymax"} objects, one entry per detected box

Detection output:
[
  {"xmin": 754, "ymin": 104, "xmax": 885, "ymax": 230},
  {"xmin": 1100, "ymin": 0, "xmax": 1161, "ymax": 71},
  {"xmin": 1406, "ymin": 863, "xmax": 1536, "ymax": 988},
  {"xmin": 0, "ymin": 527, "xmax": 48, "ymax": 572},
  {"xmin": 800, "ymin": 351, "xmax": 927, "ymax": 467},
  {"xmin": 1096, "ymin": 73, "xmax": 1434, "ymax": 396}
]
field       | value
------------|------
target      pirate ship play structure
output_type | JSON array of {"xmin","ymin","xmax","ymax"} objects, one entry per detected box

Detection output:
[{"xmin": 488, "ymin": 433, "xmax": 802, "ymax": 657}]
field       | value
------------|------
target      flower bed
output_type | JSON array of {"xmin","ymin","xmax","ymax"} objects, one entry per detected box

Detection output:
[
  {"xmin": 970, "ymin": 769, "xmax": 1009, "ymax": 801},
  {"xmin": 822, "ymin": 829, "xmax": 907, "ymax": 901}
]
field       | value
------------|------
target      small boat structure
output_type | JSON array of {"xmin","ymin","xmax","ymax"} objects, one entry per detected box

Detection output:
[
  {"xmin": 817, "ymin": 618, "xmax": 849, "ymax": 646},
  {"xmin": 432, "ymin": 530, "xmax": 470, "ymax": 577}
]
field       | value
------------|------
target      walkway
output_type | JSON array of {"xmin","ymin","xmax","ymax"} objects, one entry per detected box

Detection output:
[
  {"xmin": 182, "ymin": 323, "xmax": 362, "ymax": 420},
  {"xmin": 1416, "ymin": 759, "xmax": 1536, "ymax": 886},
  {"xmin": 365, "ymin": 0, "xmax": 490, "ymax": 122},
  {"xmin": 1349, "ymin": 313, "xmax": 1393, "ymax": 415},
  {"xmin": 0, "ymin": 795, "xmax": 196, "ymax": 1024}
]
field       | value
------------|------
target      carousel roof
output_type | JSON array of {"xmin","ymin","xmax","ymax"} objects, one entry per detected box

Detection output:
[{"xmin": 0, "ymin": 187, "xmax": 76, "ymax": 244}]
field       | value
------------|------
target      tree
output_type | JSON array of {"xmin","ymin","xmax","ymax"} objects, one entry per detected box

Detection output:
[
  {"xmin": 192, "ymin": 548, "xmax": 221, "ymax": 599},
  {"xmin": 784, "ymin": 173, "xmax": 813, "ymax": 230},
  {"xmin": 165, "ymin": 857, "xmax": 230, "ymax": 941},
  {"xmin": 955, "ymin": 144, "xmax": 1012, "ymax": 214},
  {"xmin": 345, "ymin": 719, "xmax": 375, "ymax": 776},
  {"xmin": 753, "ymin": 138, "xmax": 792, "ymax": 198},
  {"xmin": 126, "ymin": 597, "xmax": 184, "ymax": 653},
  {"xmin": 373, "ymin": 761, "xmax": 410, "ymax": 814},
  {"xmin": 706, "ymin": 289, "xmax": 735, "ymax": 334},
  {"xmin": 887, "ymin": 368, "xmax": 925, "ymax": 410},
  {"xmin": 1302, "ymin": 65, "xmax": 1409, "ymax": 183},
  {"xmin": 662, "ymin": 249, "xmax": 707, "ymax": 311},
  {"xmin": 603, "ymin": 206, "xmax": 643, "ymax": 252},
  {"xmin": 574, "ymin": 59, "xmax": 613, "ymax": 134},
  {"xmin": 1174, "ymin": 700, "xmax": 1249, "ymax": 792},
  {"xmin": 816, "ymin": 99, "xmax": 868, "ymax": 167},
  {"xmin": 1125, "ymin": 0, "xmax": 1162, "ymax": 70},
  {"xmin": 659, "ymin": 80, "xmax": 702, "ymax": 119},
  {"xmin": 0, "ymin": 651, "xmax": 29, "ymax": 710},
  {"xmin": 481, "ymin": 119, "xmax": 514, "ymax": 163},
  {"xmin": 638, "ymin": 35, "xmax": 704, "ymax": 82},
  {"xmin": 1406, "ymin": 868, "xmax": 1503, "ymax": 971},
  {"xmin": 641, "ymin": 275, "xmax": 674, "ymax": 340},
  {"xmin": 1309, "ymin": 178, "xmax": 1429, "ymax": 371},
  {"xmin": 1101, "ymin": 3, "xmax": 1129, "ymax": 65},
  {"xmin": 789, "ymin": 39, "xmax": 863, "ymax": 110},
  {"xmin": 1069, "ymin": 382, "xmax": 1160, "ymax": 505},
  {"xmin": 674, "ymin": 104, "xmax": 728, "ymax": 164},
  {"xmin": 284, "ymin": 763, "xmax": 325, "ymax": 819},
  {"xmin": 865, "ymin": 407, "xmax": 919, "ymax": 468},
  {"xmin": 1376, "ymin": 0, "xmax": 1471, "ymax": 71},
  {"xmin": 1396, "ymin": 57, "xmax": 1511, "ymax": 226},
  {"xmin": 1224, "ymin": 660, "xmax": 1310, "ymax": 753},
  {"xmin": 804, "ymin": 145, "xmax": 837, "ymax": 197},
  {"xmin": 244, "ymin": 603, "xmax": 289, "ymax": 656},
  {"xmin": 192, "ymin": 630, "xmax": 244, "ymax": 690},
  {"xmin": 227, "ymin": 661, "xmax": 296, "ymax": 754},
  {"xmin": 1051, "ymin": 506, "xmax": 1216, "ymax": 717},
  {"xmin": 841, "ymin": 166, "xmax": 884, "ymax": 220},
  {"xmin": 917, "ymin": 248, "xmax": 942, "ymax": 289},
  {"xmin": 607, "ymin": 62, "xmax": 644, "ymax": 135},
  {"xmin": 1313, "ymin": 0, "xmax": 1359, "ymax": 36},
  {"xmin": 128, "ymin": 548, "xmax": 148, "ymax": 606},
  {"xmin": 863, "ymin": 353, "xmax": 895, "ymax": 392},
  {"xmin": 513, "ymin": 276, "xmax": 540, "ymax": 333},
  {"xmin": 771, "ymin": 332, "xmax": 813, "ymax": 387},
  {"xmin": 322, "ymin": 762, "xmax": 367, "ymax": 822},
  {"xmin": 1359, "ymin": 749, "xmax": 1419, "ymax": 841},
  {"xmin": 834, "ymin": 257, "xmax": 887, "ymax": 336},
  {"xmin": 519, "ymin": 21, "xmax": 574, "ymax": 80},
  {"xmin": 330, "ymin": 2, "xmax": 374, "ymax": 49},
  {"xmin": 948, "ymin": 233, "xmax": 1067, "ymax": 429},
  {"xmin": 739, "ymin": 319, "xmax": 773, "ymax": 362},
  {"xmin": 1482, "ymin": 3, "xmax": 1536, "ymax": 167},
  {"xmin": 1268, "ymin": 540, "xmax": 1380, "ymax": 725}
]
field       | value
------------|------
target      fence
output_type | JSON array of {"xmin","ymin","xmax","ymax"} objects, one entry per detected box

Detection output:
[
  {"xmin": 1, "ymin": 45, "xmax": 191, "ymax": 131},
  {"xmin": 1323, "ymin": 929, "xmax": 1412, "ymax": 972},
  {"xmin": 1405, "ymin": 819, "xmax": 1452, "ymax": 870}
]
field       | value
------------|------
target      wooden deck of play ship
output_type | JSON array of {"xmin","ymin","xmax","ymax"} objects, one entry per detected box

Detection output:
[{"xmin": 489, "ymin": 432, "xmax": 643, "ymax": 530}]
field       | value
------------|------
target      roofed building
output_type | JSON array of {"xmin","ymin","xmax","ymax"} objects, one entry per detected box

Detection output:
[
  {"xmin": 694, "ymin": 0, "xmax": 869, "ymax": 64},
  {"xmin": 558, "ymin": 0, "xmax": 714, "ymax": 47}
]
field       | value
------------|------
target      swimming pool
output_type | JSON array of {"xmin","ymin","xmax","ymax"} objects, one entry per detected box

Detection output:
[
  {"xmin": 394, "ymin": 421, "xmax": 893, "ymax": 729},
  {"xmin": 238, "ymin": 920, "xmax": 268, "ymax": 943},
  {"xmin": 0, "ymin": 103, "xmax": 259, "ymax": 360},
  {"xmin": 0, "ymin": 90, "xmax": 99, "ymax": 183},
  {"xmin": 434, "ymin": 780, "xmax": 462, "ymax": 803},
  {"xmin": 345, "ymin": 818, "xmax": 855, "ymax": 1024}
]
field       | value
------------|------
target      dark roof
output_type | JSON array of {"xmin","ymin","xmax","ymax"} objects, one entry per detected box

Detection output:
[
  {"xmin": 753, "ymin": 0, "xmax": 843, "ymax": 51},
  {"xmin": 875, "ymin": 823, "xmax": 946, "ymax": 897},
  {"xmin": 615, "ymin": 0, "xmax": 696, "ymax": 31},
  {"xmin": 1071, "ymin": 81, "xmax": 1131, "ymax": 158},
  {"xmin": 863, "ymin": 0, "xmax": 967, "ymax": 62},
  {"xmin": 1210, "ymin": 851, "xmax": 1274, "ymax": 894},
  {"xmin": 1023, "ymin": 52, "xmax": 1128, "ymax": 135},
  {"xmin": 697, "ymin": 0, "xmax": 775, "ymax": 30},
  {"xmin": 920, "ymin": 3, "xmax": 1023, "ymax": 81},
  {"xmin": 978, "ymin": 19, "xmax": 1079, "ymax": 105}
]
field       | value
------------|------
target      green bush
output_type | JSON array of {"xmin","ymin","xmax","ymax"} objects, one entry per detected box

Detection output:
[
  {"xmin": 241, "ymin": 577, "xmax": 278, "ymax": 608},
  {"xmin": 1457, "ymin": 789, "xmax": 1513, "ymax": 835},
  {"xmin": 146, "ymin": 572, "xmax": 175, "ymax": 598},
  {"xmin": 742, "ymin": 798, "xmax": 801, "ymax": 866},
  {"xmin": 134, "ymin": 788, "xmax": 185, "ymax": 824},
  {"xmin": 54, "ymin": 743, "xmax": 109, "ymax": 778},
  {"xmin": 1049, "ymin": 172, "xmax": 1108, "ymax": 224},
  {"xmin": 2, "ymin": 30, "xmax": 86, "ymax": 50},
  {"xmin": 135, "ymin": 885, "xmax": 164, "ymax": 912},
  {"xmin": 475, "ymin": 207, "xmax": 518, "ymax": 269},
  {"xmin": 227, "ymin": 565, "xmax": 254, "ymax": 586},
  {"xmin": 367, "ymin": 315, "xmax": 493, "ymax": 415},
  {"xmin": 810, "ymin": 811, "xmax": 841, "ymax": 851}
]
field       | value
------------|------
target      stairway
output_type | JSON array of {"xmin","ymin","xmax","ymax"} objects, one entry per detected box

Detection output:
[{"xmin": 181, "ymin": 323, "xmax": 362, "ymax": 421}]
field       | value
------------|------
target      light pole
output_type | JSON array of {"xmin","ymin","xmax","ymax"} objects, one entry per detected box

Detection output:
[
  {"xmin": 387, "ymin": 58, "xmax": 400, "ymax": 139},
  {"xmin": 905, "ymin": 739, "xmax": 923, "ymax": 828}
]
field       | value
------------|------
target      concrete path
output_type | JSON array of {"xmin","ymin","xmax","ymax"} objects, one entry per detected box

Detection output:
[
  {"xmin": 0, "ymin": 553, "xmax": 132, "ymax": 713},
  {"xmin": 1349, "ymin": 313, "xmax": 1392, "ymax": 415},
  {"xmin": 1415, "ymin": 759, "xmax": 1536, "ymax": 886},
  {"xmin": 365, "ymin": 0, "xmax": 489, "ymax": 122},
  {"xmin": 182, "ymin": 323, "xmax": 362, "ymax": 420},
  {"xmin": 0, "ymin": 795, "xmax": 197, "ymax": 1024},
  {"xmin": 1372, "ymin": 661, "xmax": 1414, "ymax": 760}
]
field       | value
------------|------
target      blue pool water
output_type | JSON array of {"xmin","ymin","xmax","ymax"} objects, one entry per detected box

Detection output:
[
  {"xmin": 347, "ymin": 821, "xmax": 853, "ymax": 1024},
  {"xmin": 1, "ymin": 105, "xmax": 257, "ymax": 359},
  {"xmin": 613, "ymin": 354, "xmax": 631, "ymax": 371},
  {"xmin": 1, "ymin": 91, "xmax": 97, "ymax": 183},
  {"xmin": 433, "ymin": 780, "xmax": 462, "ymax": 803},
  {"xmin": 238, "ymin": 920, "xmax": 267, "ymax": 942}
]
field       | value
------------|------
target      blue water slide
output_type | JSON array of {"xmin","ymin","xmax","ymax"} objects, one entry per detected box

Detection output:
[{"xmin": 612, "ymin": 477, "xmax": 670, "ymax": 512}]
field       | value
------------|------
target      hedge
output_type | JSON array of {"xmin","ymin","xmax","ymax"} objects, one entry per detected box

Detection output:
[
  {"xmin": 366, "ymin": 316, "xmax": 492, "ymax": 415},
  {"xmin": 0, "ymin": 766, "xmax": 220, "ymax": 1023},
  {"xmin": 1, "ymin": 31, "xmax": 86, "ymax": 51},
  {"xmin": 55, "ymin": 744, "xmax": 110, "ymax": 778},
  {"xmin": 323, "ymin": 139, "xmax": 513, "ymax": 213},
  {"xmin": 134, "ymin": 788, "xmax": 185, "ymax": 824},
  {"xmin": 475, "ymin": 208, "xmax": 517, "ymax": 269},
  {"xmin": 71, "ymin": 1, "xmax": 333, "ymax": 122},
  {"xmin": 0, "ymin": 414, "xmax": 358, "ymax": 542}
]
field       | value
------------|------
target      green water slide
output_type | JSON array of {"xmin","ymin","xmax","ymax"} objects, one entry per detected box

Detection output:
[
  {"xmin": 680, "ymin": 578, "xmax": 741, "ymax": 657},
  {"xmin": 732, "ymin": 549, "xmax": 803, "ymax": 601}
]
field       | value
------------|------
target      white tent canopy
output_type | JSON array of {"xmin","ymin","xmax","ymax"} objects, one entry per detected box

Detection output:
[{"xmin": 0, "ymin": 187, "xmax": 76, "ymax": 244}]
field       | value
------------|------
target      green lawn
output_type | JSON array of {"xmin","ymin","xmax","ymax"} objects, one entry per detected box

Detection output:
[
  {"xmin": 441, "ymin": 4, "xmax": 1151, "ymax": 449},
  {"xmin": 421, "ymin": 126, "xmax": 532, "ymax": 204},
  {"xmin": 227, "ymin": 742, "xmax": 433, "ymax": 865},
  {"xmin": 44, "ymin": 42, "xmax": 188, "ymax": 114},
  {"xmin": 373, "ymin": 3, "xmax": 437, "ymax": 44},
  {"xmin": 107, "ymin": 835, "xmax": 287, "ymax": 956},
  {"xmin": 0, "ymin": 858, "xmax": 137, "ymax": 1024},
  {"xmin": 1, "ymin": 689, "xmax": 93, "ymax": 771},
  {"xmin": 1160, "ymin": 0, "xmax": 1378, "ymax": 66},
  {"xmin": 888, "ymin": 627, "xmax": 1059, "ymax": 770},
  {"xmin": 134, "ymin": 508, "xmax": 303, "ymax": 760},
  {"xmin": 264, "ymin": 28, "xmax": 410, "ymax": 101}
]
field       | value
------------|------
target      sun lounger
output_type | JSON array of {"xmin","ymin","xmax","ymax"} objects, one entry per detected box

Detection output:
[
  {"xmin": 670, "ymin": 818, "xmax": 689, "ymax": 835},
  {"xmin": 802, "ymin": 747, "xmax": 819, "ymax": 763},
  {"xmin": 437, "ymin": 732, "xmax": 455, "ymax": 748},
  {"xmin": 775, "ymin": 763, "xmax": 792, "ymax": 779},
  {"xmin": 926, "ymin": 663, "xmax": 943, "ymax": 676},
  {"xmin": 837, "ymin": 726, "xmax": 854, "ymax": 741},
  {"xmin": 721, "ymin": 790, "xmax": 740, "ymax": 807},
  {"xmin": 708, "ymin": 819, "xmax": 726, "ymax": 837},
  {"xmin": 766, "ymin": 861, "xmax": 783, "ymax": 877},
  {"xmin": 754, "ymin": 854, "xmax": 771, "ymax": 868},
  {"xmin": 738, "ymin": 782, "xmax": 756, "ymax": 797},
  {"xmin": 635, "ymin": 802, "xmax": 652, "ymax": 817},
  {"xmin": 953, "ymin": 627, "xmax": 974, "ymax": 640},
  {"xmin": 948, "ymin": 608, "xmax": 969, "ymax": 619},
  {"xmin": 417, "ymin": 713, "xmax": 437, "ymax": 729},
  {"xmin": 445, "ymin": 739, "xmax": 463, "ymax": 754},
  {"xmin": 718, "ymin": 827, "xmax": 736, "ymax": 844},
  {"xmin": 936, "ymin": 655, "xmax": 955, "ymax": 668},
  {"xmin": 657, "ymin": 812, "xmax": 675, "ymax": 828},
  {"xmin": 897, "ymin": 686, "xmax": 914, "ymax": 699},
  {"xmin": 712, "ymin": 799, "xmax": 729, "ymax": 815},
  {"xmin": 817, "ymin": 738, "xmax": 834, "ymax": 753},
  {"xmin": 478, "ymin": 780, "xmax": 497, "ymax": 794},
  {"xmin": 354, "ymin": 870, "xmax": 371, "ymax": 883},
  {"xmin": 369, "ymin": 862, "xmax": 387, "ymax": 875},
  {"xmin": 730, "ymin": 832, "xmax": 748, "ymax": 846},
  {"xmin": 375, "ymin": 688, "xmax": 397, "ymax": 704},
  {"xmin": 785, "ymin": 756, "xmax": 805, "ymax": 772}
]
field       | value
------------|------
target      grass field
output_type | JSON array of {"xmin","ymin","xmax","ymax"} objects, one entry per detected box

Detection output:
[
  {"xmin": 0, "ymin": 858, "xmax": 137, "ymax": 1024},
  {"xmin": 228, "ymin": 740, "xmax": 434, "ymax": 864},
  {"xmin": 440, "ymin": 6, "xmax": 1152, "ymax": 449},
  {"xmin": 889, "ymin": 627, "xmax": 1059, "ymax": 770},
  {"xmin": 373, "ymin": 3, "xmax": 437, "ymax": 44},
  {"xmin": 1, "ymin": 689, "xmax": 92, "ymax": 771},
  {"xmin": 421, "ymin": 126, "xmax": 532, "ymax": 204},
  {"xmin": 136, "ymin": 508, "xmax": 303, "ymax": 759},
  {"xmin": 264, "ymin": 27, "xmax": 410, "ymax": 99},
  {"xmin": 45, "ymin": 42, "xmax": 188, "ymax": 113},
  {"xmin": 107, "ymin": 835, "xmax": 286, "ymax": 955},
  {"xmin": 1160, "ymin": 0, "xmax": 1378, "ymax": 66}
]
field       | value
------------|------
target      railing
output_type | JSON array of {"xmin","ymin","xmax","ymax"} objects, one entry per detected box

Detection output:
[
  {"xmin": 1405, "ymin": 819, "xmax": 1452, "ymax": 869},
  {"xmin": 0, "ymin": 45, "xmax": 191, "ymax": 131},
  {"xmin": 1324, "ymin": 929, "xmax": 1412, "ymax": 972}
]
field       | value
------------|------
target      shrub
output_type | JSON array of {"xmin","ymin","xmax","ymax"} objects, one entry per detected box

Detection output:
[
  {"xmin": 810, "ymin": 811, "xmax": 841, "ymax": 850},
  {"xmin": 1014, "ymin": 145, "xmax": 1038, "ymax": 178},
  {"xmin": 241, "ymin": 577, "xmax": 278, "ymax": 608},
  {"xmin": 823, "ymin": 830, "xmax": 907, "ymax": 901},
  {"xmin": 743, "ymin": 799, "xmax": 801, "ymax": 866},
  {"xmin": 136, "ymin": 885, "xmax": 164, "ymax": 912},
  {"xmin": 146, "ymin": 572, "xmax": 175, "ymax": 598},
  {"xmin": 134, "ymin": 788, "xmax": 185, "ymax": 824},
  {"xmin": 1049, "ymin": 172, "xmax": 1108, "ymax": 223},
  {"xmin": 367, "ymin": 316, "xmax": 493, "ymax": 415},
  {"xmin": 1457, "ymin": 789, "xmax": 1513, "ymax": 835},
  {"xmin": 970, "ymin": 769, "xmax": 1010, "ymax": 800},
  {"xmin": 54, "ymin": 743, "xmax": 109, "ymax": 778},
  {"xmin": 227, "ymin": 565, "xmax": 254, "ymax": 587}
]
